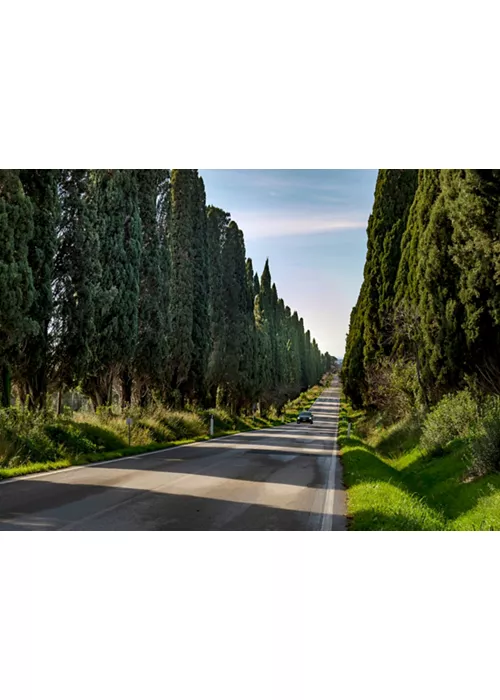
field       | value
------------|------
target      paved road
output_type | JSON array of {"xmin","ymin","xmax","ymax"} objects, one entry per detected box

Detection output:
[{"xmin": 0, "ymin": 384, "xmax": 345, "ymax": 531}]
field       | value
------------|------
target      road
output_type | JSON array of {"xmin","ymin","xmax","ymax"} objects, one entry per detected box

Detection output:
[{"xmin": 0, "ymin": 384, "xmax": 345, "ymax": 531}]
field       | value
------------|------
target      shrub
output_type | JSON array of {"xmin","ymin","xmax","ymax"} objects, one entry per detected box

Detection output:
[
  {"xmin": 44, "ymin": 424, "xmax": 96, "ymax": 456},
  {"xmin": 421, "ymin": 389, "xmax": 478, "ymax": 456},
  {"xmin": 0, "ymin": 409, "xmax": 59, "ymax": 464},
  {"xmin": 151, "ymin": 409, "xmax": 206, "ymax": 440},
  {"xmin": 137, "ymin": 417, "xmax": 175, "ymax": 444},
  {"xmin": 365, "ymin": 358, "xmax": 420, "ymax": 423},
  {"xmin": 71, "ymin": 420, "xmax": 127, "ymax": 451},
  {"xmin": 468, "ymin": 396, "xmax": 500, "ymax": 477}
]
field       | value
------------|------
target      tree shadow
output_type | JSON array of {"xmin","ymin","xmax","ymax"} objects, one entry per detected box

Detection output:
[
  {"xmin": 0, "ymin": 476, "xmax": 336, "ymax": 531},
  {"xmin": 343, "ymin": 441, "xmax": 500, "ymax": 526}
]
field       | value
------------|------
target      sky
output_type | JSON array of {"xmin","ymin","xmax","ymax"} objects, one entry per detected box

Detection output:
[{"xmin": 199, "ymin": 169, "xmax": 378, "ymax": 359}]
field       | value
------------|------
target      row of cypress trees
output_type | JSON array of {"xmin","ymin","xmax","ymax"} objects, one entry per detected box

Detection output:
[
  {"xmin": 342, "ymin": 169, "xmax": 500, "ymax": 409},
  {"xmin": 0, "ymin": 169, "xmax": 331, "ymax": 411}
]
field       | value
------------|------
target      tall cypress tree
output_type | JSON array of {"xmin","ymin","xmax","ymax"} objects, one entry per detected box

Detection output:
[
  {"xmin": 206, "ymin": 206, "xmax": 229, "ymax": 404},
  {"xmin": 343, "ymin": 169, "xmax": 419, "ymax": 407},
  {"xmin": 219, "ymin": 220, "xmax": 247, "ymax": 410},
  {"xmin": 84, "ymin": 170, "xmax": 142, "ymax": 407},
  {"xmin": 186, "ymin": 173, "xmax": 210, "ymax": 405},
  {"xmin": 253, "ymin": 291, "xmax": 273, "ymax": 412},
  {"xmin": 17, "ymin": 169, "xmax": 60, "ymax": 408},
  {"xmin": 363, "ymin": 169, "xmax": 419, "ymax": 364},
  {"xmin": 443, "ymin": 169, "xmax": 500, "ymax": 383},
  {"xmin": 134, "ymin": 170, "xmax": 170, "ymax": 405},
  {"xmin": 237, "ymin": 257, "xmax": 258, "ymax": 411},
  {"xmin": 166, "ymin": 169, "xmax": 196, "ymax": 405},
  {"xmin": 256, "ymin": 260, "xmax": 276, "ymax": 407},
  {"xmin": 53, "ymin": 170, "xmax": 101, "ymax": 395},
  {"xmin": 0, "ymin": 170, "xmax": 35, "ymax": 406},
  {"xmin": 342, "ymin": 296, "xmax": 367, "ymax": 407}
]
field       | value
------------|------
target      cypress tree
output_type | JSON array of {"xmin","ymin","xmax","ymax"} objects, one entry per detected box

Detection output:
[
  {"xmin": 342, "ymin": 296, "xmax": 367, "ymax": 407},
  {"xmin": 297, "ymin": 316, "xmax": 308, "ymax": 392},
  {"xmin": 443, "ymin": 169, "xmax": 500, "ymax": 385},
  {"xmin": 84, "ymin": 170, "xmax": 142, "ymax": 407},
  {"xmin": 219, "ymin": 220, "xmax": 248, "ymax": 411},
  {"xmin": 186, "ymin": 173, "xmax": 210, "ymax": 405},
  {"xmin": 206, "ymin": 206, "xmax": 230, "ymax": 404},
  {"xmin": 166, "ymin": 169, "xmax": 196, "ymax": 405},
  {"xmin": 53, "ymin": 169, "xmax": 101, "ymax": 395},
  {"xmin": 17, "ymin": 169, "xmax": 60, "ymax": 408},
  {"xmin": 363, "ymin": 169, "xmax": 419, "ymax": 365},
  {"xmin": 253, "ymin": 291, "xmax": 273, "ymax": 412},
  {"xmin": 343, "ymin": 169, "xmax": 419, "ymax": 407},
  {"xmin": 239, "ymin": 257, "xmax": 258, "ymax": 409},
  {"xmin": 253, "ymin": 271, "xmax": 260, "ymax": 297},
  {"xmin": 0, "ymin": 170, "xmax": 35, "ymax": 406},
  {"xmin": 134, "ymin": 170, "xmax": 170, "ymax": 405}
]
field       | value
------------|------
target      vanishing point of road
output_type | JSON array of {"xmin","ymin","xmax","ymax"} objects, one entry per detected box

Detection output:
[{"xmin": 0, "ymin": 383, "xmax": 346, "ymax": 531}]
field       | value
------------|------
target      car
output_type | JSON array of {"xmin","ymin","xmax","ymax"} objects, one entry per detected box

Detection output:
[{"xmin": 297, "ymin": 411, "xmax": 313, "ymax": 425}]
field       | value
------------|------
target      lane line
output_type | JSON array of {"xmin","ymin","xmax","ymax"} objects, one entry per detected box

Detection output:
[{"xmin": 320, "ymin": 387, "xmax": 341, "ymax": 531}]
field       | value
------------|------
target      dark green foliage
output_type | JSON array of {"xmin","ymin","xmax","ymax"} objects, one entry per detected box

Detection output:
[
  {"xmin": 17, "ymin": 170, "xmax": 60, "ymax": 408},
  {"xmin": 206, "ymin": 206, "xmax": 230, "ymax": 402},
  {"xmin": 218, "ymin": 220, "xmax": 249, "ymax": 409},
  {"xmin": 442, "ymin": 170, "xmax": 500, "ymax": 386},
  {"xmin": 84, "ymin": 170, "xmax": 142, "ymax": 406},
  {"xmin": 344, "ymin": 168, "xmax": 500, "ymax": 412},
  {"xmin": 53, "ymin": 170, "xmax": 101, "ymax": 393},
  {"xmin": 239, "ymin": 258, "xmax": 258, "ymax": 407},
  {"xmin": 0, "ymin": 170, "xmax": 35, "ymax": 406},
  {"xmin": 186, "ymin": 174, "xmax": 210, "ymax": 405},
  {"xmin": 134, "ymin": 170, "xmax": 170, "ymax": 403},
  {"xmin": 363, "ymin": 169, "xmax": 419, "ymax": 364},
  {"xmin": 166, "ymin": 169, "xmax": 194, "ymax": 400}
]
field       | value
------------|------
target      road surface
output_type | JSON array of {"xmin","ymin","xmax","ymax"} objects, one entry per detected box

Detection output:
[{"xmin": 0, "ymin": 384, "xmax": 345, "ymax": 531}]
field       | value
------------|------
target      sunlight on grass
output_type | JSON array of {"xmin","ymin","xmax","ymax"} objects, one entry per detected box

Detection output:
[
  {"xmin": 0, "ymin": 385, "xmax": 325, "ymax": 481},
  {"xmin": 339, "ymin": 398, "xmax": 500, "ymax": 531}
]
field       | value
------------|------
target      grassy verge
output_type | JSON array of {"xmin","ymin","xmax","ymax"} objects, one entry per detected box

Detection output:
[
  {"xmin": 0, "ymin": 385, "xmax": 324, "ymax": 482},
  {"xmin": 339, "ymin": 400, "xmax": 500, "ymax": 530}
]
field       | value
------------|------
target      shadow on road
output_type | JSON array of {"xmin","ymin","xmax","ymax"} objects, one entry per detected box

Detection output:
[{"xmin": 0, "ymin": 390, "xmax": 343, "ymax": 531}]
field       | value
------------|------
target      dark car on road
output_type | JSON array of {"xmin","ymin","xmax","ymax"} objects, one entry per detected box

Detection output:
[{"xmin": 297, "ymin": 410, "xmax": 313, "ymax": 425}]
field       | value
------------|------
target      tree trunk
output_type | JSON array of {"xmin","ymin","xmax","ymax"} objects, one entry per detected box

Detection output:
[
  {"xmin": 121, "ymin": 369, "xmax": 133, "ymax": 410},
  {"xmin": 19, "ymin": 383, "xmax": 28, "ymax": 409},
  {"xmin": 414, "ymin": 343, "xmax": 429, "ymax": 409},
  {"xmin": 57, "ymin": 388, "xmax": 63, "ymax": 415},
  {"xmin": 139, "ymin": 382, "xmax": 151, "ymax": 408},
  {"xmin": 1, "ymin": 364, "xmax": 12, "ymax": 408},
  {"xmin": 208, "ymin": 385, "xmax": 217, "ymax": 409}
]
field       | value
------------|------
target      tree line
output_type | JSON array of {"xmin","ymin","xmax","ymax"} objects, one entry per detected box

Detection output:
[
  {"xmin": 342, "ymin": 169, "xmax": 500, "ymax": 411},
  {"xmin": 0, "ymin": 169, "xmax": 333, "ymax": 412}
]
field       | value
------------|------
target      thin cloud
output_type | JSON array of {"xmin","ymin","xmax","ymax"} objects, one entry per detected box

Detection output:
[{"xmin": 233, "ymin": 211, "xmax": 367, "ymax": 239}]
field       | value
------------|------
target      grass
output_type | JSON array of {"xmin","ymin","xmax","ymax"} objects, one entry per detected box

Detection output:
[
  {"xmin": 0, "ymin": 385, "xmax": 324, "ymax": 481},
  {"xmin": 339, "ymin": 400, "xmax": 500, "ymax": 530}
]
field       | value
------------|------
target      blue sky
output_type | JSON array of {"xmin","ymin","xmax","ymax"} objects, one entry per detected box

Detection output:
[{"xmin": 199, "ymin": 169, "xmax": 378, "ymax": 358}]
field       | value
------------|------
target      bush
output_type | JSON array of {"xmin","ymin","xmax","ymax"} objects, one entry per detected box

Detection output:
[
  {"xmin": 468, "ymin": 396, "xmax": 500, "ymax": 477},
  {"xmin": 365, "ymin": 358, "xmax": 420, "ymax": 423},
  {"xmin": 0, "ymin": 408, "xmax": 60, "ymax": 464},
  {"xmin": 421, "ymin": 389, "xmax": 478, "ymax": 456},
  {"xmin": 44, "ymin": 424, "xmax": 96, "ymax": 456},
  {"xmin": 136, "ymin": 417, "xmax": 175, "ymax": 444},
  {"xmin": 72, "ymin": 421, "xmax": 127, "ymax": 451},
  {"xmin": 151, "ymin": 409, "xmax": 206, "ymax": 440}
]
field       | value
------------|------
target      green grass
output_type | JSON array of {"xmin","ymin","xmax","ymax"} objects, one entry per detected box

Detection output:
[
  {"xmin": 339, "ymin": 401, "xmax": 500, "ymax": 530},
  {"xmin": 0, "ymin": 385, "xmax": 324, "ymax": 482}
]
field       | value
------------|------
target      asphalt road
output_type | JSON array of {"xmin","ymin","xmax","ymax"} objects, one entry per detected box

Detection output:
[{"xmin": 0, "ymin": 383, "xmax": 345, "ymax": 531}]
